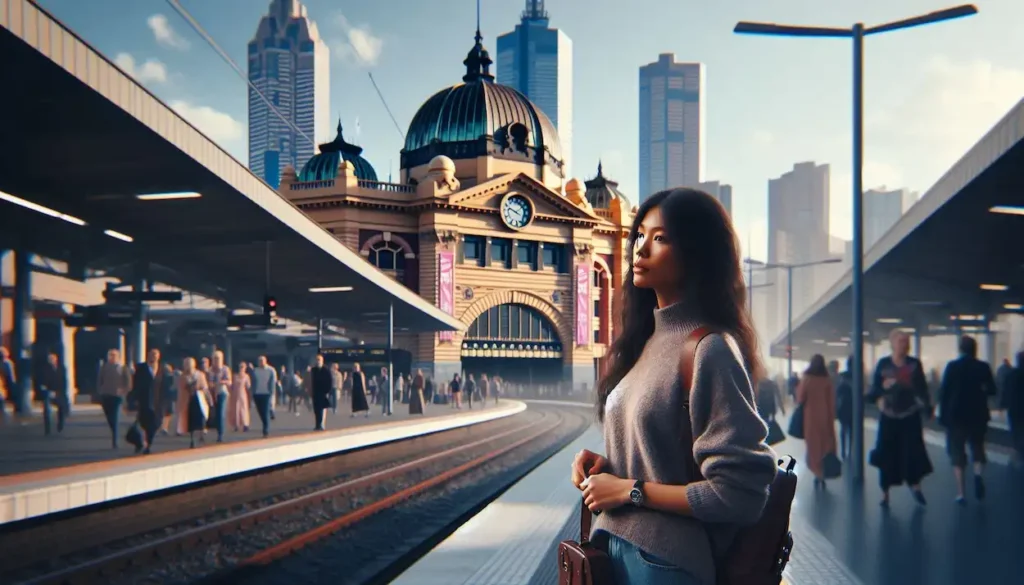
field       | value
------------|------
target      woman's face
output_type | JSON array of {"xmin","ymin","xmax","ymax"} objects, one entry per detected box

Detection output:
[{"xmin": 632, "ymin": 205, "xmax": 678, "ymax": 293}]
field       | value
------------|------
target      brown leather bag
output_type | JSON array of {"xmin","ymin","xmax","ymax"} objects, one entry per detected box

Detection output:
[{"xmin": 557, "ymin": 499, "xmax": 615, "ymax": 585}]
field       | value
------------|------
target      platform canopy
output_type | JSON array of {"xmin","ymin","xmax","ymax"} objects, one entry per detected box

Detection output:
[
  {"xmin": 771, "ymin": 97, "xmax": 1024, "ymax": 360},
  {"xmin": 0, "ymin": 1, "xmax": 463, "ymax": 336}
]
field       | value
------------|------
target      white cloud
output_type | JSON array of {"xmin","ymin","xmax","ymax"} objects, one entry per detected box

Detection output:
[
  {"xmin": 169, "ymin": 100, "xmax": 244, "ymax": 147},
  {"xmin": 332, "ymin": 14, "xmax": 383, "ymax": 67},
  {"xmin": 750, "ymin": 130, "xmax": 774, "ymax": 147},
  {"xmin": 113, "ymin": 52, "xmax": 168, "ymax": 84},
  {"xmin": 872, "ymin": 56, "xmax": 1024, "ymax": 162},
  {"xmin": 147, "ymin": 14, "xmax": 190, "ymax": 50}
]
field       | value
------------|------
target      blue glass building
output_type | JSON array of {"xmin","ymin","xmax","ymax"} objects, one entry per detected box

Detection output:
[{"xmin": 496, "ymin": 1, "xmax": 573, "ymax": 179}]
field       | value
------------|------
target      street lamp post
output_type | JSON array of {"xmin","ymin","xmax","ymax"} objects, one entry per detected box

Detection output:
[{"xmin": 734, "ymin": 4, "xmax": 978, "ymax": 484}]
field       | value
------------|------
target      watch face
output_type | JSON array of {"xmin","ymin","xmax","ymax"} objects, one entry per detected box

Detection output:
[
  {"xmin": 501, "ymin": 194, "xmax": 533, "ymax": 230},
  {"xmin": 630, "ymin": 488, "xmax": 642, "ymax": 504}
]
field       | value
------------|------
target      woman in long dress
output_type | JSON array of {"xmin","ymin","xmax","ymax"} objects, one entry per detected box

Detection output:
[
  {"xmin": 409, "ymin": 369, "xmax": 426, "ymax": 415},
  {"xmin": 350, "ymin": 363, "xmax": 370, "ymax": 417},
  {"xmin": 179, "ymin": 357, "xmax": 210, "ymax": 448},
  {"xmin": 229, "ymin": 362, "xmax": 251, "ymax": 432},
  {"xmin": 797, "ymin": 354, "xmax": 838, "ymax": 489}
]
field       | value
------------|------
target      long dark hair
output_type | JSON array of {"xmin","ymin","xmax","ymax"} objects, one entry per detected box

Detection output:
[
  {"xmin": 596, "ymin": 188, "xmax": 762, "ymax": 421},
  {"xmin": 805, "ymin": 354, "xmax": 828, "ymax": 377}
]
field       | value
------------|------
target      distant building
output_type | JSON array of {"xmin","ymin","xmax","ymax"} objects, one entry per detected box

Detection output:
[
  {"xmin": 698, "ymin": 180, "xmax": 732, "ymax": 217},
  {"xmin": 766, "ymin": 162, "xmax": 831, "ymax": 339},
  {"xmin": 281, "ymin": 28, "xmax": 632, "ymax": 392},
  {"xmin": 247, "ymin": 0, "xmax": 330, "ymax": 189},
  {"xmin": 865, "ymin": 187, "xmax": 917, "ymax": 250},
  {"xmin": 639, "ymin": 54, "xmax": 705, "ymax": 201},
  {"xmin": 497, "ymin": 0, "xmax": 574, "ymax": 178}
]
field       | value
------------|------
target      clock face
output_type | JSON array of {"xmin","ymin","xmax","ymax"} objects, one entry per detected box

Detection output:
[{"xmin": 501, "ymin": 194, "xmax": 533, "ymax": 230}]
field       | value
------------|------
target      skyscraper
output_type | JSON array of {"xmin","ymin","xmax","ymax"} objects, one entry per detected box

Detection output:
[
  {"xmin": 865, "ymin": 187, "xmax": 917, "ymax": 250},
  {"xmin": 247, "ymin": 0, "xmax": 329, "ymax": 189},
  {"xmin": 497, "ymin": 0, "xmax": 573, "ymax": 178},
  {"xmin": 639, "ymin": 54, "xmax": 705, "ymax": 201},
  {"xmin": 698, "ymin": 180, "xmax": 732, "ymax": 217},
  {"xmin": 766, "ymin": 162, "xmax": 831, "ymax": 339}
]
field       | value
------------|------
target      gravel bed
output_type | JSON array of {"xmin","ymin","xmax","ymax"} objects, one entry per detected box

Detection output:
[
  {"xmin": 110, "ymin": 409, "xmax": 586, "ymax": 585},
  {"xmin": 3, "ymin": 411, "xmax": 541, "ymax": 585}
]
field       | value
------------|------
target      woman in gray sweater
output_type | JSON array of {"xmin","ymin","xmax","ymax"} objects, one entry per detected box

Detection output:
[{"xmin": 570, "ymin": 188, "xmax": 777, "ymax": 585}]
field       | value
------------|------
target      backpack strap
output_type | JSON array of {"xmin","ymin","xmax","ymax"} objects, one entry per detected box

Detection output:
[{"xmin": 679, "ymin": 327, "xmax": 715, "ymax": 481}]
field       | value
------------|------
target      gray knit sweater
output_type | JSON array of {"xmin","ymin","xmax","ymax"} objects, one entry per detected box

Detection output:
[{"xmin": 592, "ymin": 302, "xmax": 777, "ymax": 585}]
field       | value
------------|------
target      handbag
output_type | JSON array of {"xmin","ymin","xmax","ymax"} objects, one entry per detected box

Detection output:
[
  {"xmin": 766, "ymin": 418, "xmax": 786, "ymax": 446},
  {"xmin": 822, "ymin": 452, "xmax": 843, "ymax": 479},
  {"xmin": 787, "ymin": 404, "xmax": 805, "ymax": 439},
  {"xmin": 557, "ymin": 499, "xmax": 615, "ymax": 585}
]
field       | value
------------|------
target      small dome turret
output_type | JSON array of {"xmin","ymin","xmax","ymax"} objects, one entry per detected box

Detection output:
[{"xmin": 299, "ymin": 120, "xmax": 378, "ymax": 182}]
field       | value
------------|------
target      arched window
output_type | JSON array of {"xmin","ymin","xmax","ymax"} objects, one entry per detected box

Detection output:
[
  {"xmin": 368, "ymin": 240, "xmax": 407, "ymax": 282},
  {"xmin": 466, "ymin": 303, "xmax": 557, "ymax": 343}
]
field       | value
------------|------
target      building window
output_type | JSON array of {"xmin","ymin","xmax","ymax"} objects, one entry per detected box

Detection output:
[
  {"xmin": 491, "ymin": 238, "xmax": 511, "ymax": 266},
  {"xmin": 517, "ymin": 241, "xmax": 537, "ymax": 267},
  {"xmin": 368, "ymin": 240, "xmax": 407, "ymax": 282},
  {"xmin": 543, "ymin": 243, "xmax": 567, "ymax": 272},
  {"xmin": 466, "ymin": 303, "xmax": 556, "ymax": 342},
  {"xmin": 463, "ymin": 235, "xmax": 484, "ymax": 265}
]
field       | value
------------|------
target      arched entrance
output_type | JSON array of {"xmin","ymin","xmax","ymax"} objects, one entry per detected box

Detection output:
[{"xmin": 460, "ymin": 302, "xmax": 565, "ymax": 385}]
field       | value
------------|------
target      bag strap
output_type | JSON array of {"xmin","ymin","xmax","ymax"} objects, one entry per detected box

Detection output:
[{"xmin": 579, "ymin": 499, "xmax": 593, "ymax": 544}]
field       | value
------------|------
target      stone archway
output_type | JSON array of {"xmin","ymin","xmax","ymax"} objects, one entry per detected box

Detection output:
[
  {"xmin": 458, "ymin": 289, "xmax": 572, "ymax": 353},
  {"xmin": 359, "ymin": 232, "xmax": 416, "ymax": 258}
]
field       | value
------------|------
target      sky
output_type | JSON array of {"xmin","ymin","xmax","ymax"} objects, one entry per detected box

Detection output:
[{"xmin": 33, "ymin": 0, "xmax": 1024, "ymax": 261}]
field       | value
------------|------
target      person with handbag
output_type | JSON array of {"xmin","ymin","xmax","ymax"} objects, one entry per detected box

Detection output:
[
  {"xmin": 179, "ymin": 357, "xmax": 211, "ymax": 449},
  {"xmin": 796, "ymin": 354, "xmax": 841, "ymax": 489},
  {"xmin": 569, "ymin": 188, "xmax": 778, "ymax": 585},
  {"xmin": 867, "ymin": 329, "xmax": 933, "ymax": 508}
]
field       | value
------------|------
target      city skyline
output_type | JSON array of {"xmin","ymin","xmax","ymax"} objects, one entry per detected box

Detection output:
[
  {"xmin": 496, "ymin": 0, "xmax": 573, "ymax": 179},
  {"xmin": 35, "ymin": 0, "xmax": 1024, "ymax": 264}
]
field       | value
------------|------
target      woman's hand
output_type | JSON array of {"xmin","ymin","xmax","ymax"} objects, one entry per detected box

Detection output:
[
  {"xmin": 571, "ymin": 449, "xmax": 609, "ymax": 489},
  {"xmin": 582, "ymin": 473, "xmax": 631, "ymax": 513}
]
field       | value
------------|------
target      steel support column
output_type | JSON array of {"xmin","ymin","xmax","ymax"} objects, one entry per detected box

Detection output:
[
  {"xmin": 387, "ymin": 302, "xmax": 395, "ymax": 416},
  {"xmin": 11, "ymin": 249, "xmax": 33, "ymax": 414}
]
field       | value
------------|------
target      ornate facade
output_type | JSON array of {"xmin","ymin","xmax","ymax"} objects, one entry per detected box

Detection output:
[{"xmin": 279, "ymin": 29, "xmax": 633, "ymax": 390}]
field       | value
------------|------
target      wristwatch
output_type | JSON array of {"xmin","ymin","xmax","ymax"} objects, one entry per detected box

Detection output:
[{"xmin": 629, "ymin": 480, "xmax": 646, "ymax": 506}]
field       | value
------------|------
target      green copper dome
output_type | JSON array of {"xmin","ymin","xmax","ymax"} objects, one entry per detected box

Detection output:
[
  {"xmin": 299, "ymin": 121, "xmax": 378, "ymax": 183},
  {"xmin": 400, "ymin": 30, "xmax": 563, "ymax": 174}
]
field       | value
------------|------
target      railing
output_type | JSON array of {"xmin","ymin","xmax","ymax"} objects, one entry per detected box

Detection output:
[
  {"xmin": 358, "ymin": 179, "xmax": 416, "ymax": 194},
  {"xmin": 289, "ymin": 180, "xmax": 335, "ymax": 190}
]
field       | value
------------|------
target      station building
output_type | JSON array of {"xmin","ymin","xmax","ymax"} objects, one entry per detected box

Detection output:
[{"xmin": 280, "ymin": 31, "xmax": 634, "ymax": 390}]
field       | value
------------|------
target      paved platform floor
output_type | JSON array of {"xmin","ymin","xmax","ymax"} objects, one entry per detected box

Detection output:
[
  {"xmin": 0, "ymin": 399, "xmax": 494, "ymax": 477},
  {"xmin": 407, "ymin": 400, "xmax": 1021, "ymax": 585},
  {"xmin": 774, "ymin": 414, "xmax": 1022, "ymax": 585}
]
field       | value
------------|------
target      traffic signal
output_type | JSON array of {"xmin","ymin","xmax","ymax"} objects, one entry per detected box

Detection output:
[{"xmin": 263, "ymin": 295, "xmax": 279, "ymax": 326}]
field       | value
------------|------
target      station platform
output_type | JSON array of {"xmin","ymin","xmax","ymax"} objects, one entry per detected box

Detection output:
[
  {"xmin": 396, "ymin": 400, "xmax": 1022, "ymax": 585},
  {"xmin": 0, "ymin": 400, "xmax": 526, "ymax": 525}
]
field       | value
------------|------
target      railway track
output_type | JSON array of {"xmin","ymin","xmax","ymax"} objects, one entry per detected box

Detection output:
[{"xmin": 6, "ymin": 404, "xmax": 589, "ymax": 585}]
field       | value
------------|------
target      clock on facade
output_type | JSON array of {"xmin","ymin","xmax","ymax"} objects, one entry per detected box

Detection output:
[{"xmin": 500, "ymin": 193, "xmax": 534, "ymax": 231}]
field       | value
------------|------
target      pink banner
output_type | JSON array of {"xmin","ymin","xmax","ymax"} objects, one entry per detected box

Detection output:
[
  {"xmin": 437, "ymin": 251, "xmax": 455, "ymax": 341},
  {"xmin": 575, "ymin": 263, "xmax": 591, "ymax": 346}
]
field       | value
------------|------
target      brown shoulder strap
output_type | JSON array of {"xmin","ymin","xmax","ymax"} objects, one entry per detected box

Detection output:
[{"xmin": 680, "ymin": 326, "xmax": 715, "ymax": 392}]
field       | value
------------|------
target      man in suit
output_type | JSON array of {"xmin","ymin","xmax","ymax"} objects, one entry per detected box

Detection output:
[
  {"xmin": 309, "ymin": 354, "xmax": 333, "ymax": 431},
  {"xmin": 131, "ymin": 348, "xmax": 164, "ymax": 454},
  {"xmin": 36, "ymin": 351, "xmax": 68, "ymax": 435}
]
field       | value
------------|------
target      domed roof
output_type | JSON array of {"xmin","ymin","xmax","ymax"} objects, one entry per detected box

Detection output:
[
  {"xmin": 584, "ymin": 162, "xmax": 630, "ymax": 209},
  {"xmin": 299, "ymin": 121, "xmax": 378, "ymax": 182},
  {"xmin": 401, "ymin": 30, "xmax": 563, "ymax": 174}
]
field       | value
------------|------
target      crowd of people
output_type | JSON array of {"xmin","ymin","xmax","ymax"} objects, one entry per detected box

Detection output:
[
  {"xmin": 0, "ymin": 345, "xmax": 517, "ymax": 457},
  {"xmin": 757, "ymin": 329, "xmax": 1023, "ymax": 507}
]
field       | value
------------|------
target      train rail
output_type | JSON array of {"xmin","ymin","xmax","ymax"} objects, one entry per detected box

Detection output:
[{"xmin": 8, "ymin": 404, "xmax": 589, "ymax": 585}]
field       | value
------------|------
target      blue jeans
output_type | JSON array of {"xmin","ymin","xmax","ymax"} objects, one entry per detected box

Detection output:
[{"xmin": 606, "ymin": 534, "xmax": 702, "ymax": 585}]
